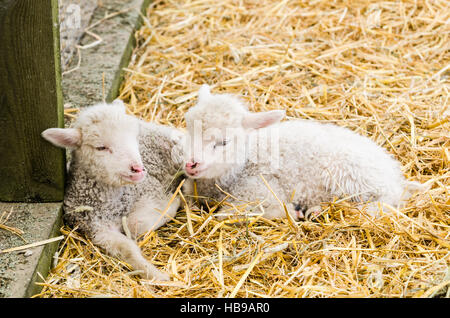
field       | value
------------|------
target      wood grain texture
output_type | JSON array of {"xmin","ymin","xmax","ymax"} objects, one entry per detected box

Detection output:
[{"xmin": 0, "ymin": 0, "xmax": 65, "ymax": 202}]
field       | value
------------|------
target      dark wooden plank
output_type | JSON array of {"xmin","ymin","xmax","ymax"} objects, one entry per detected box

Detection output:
[{"xmin": 0, "ymin": 0, "xmax": 65, "ymax": 202}]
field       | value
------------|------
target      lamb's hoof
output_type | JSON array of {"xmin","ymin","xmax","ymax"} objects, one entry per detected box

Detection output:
[
  {"xmin": 288, "ymin": 203, "xmax": 305, "ymax": 221},
  {"xmin": 304, "ymin": 206, "xmax": 322, "ymax": 221},
  {"xmin": 292, "ymin": 203, "xmax": 321, "ymax": 221}
]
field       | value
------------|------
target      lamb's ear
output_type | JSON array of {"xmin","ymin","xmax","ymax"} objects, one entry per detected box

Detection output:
[
  {"xmin": 242, "ymin": 110, "xmax": 285, "ymax": 129},
  {"xmin": 198, "ymin": 84, "xmax": 211, "ymax": 102},
  {"xmin": 41, "ymin": 128, "xmax": 81, "ymax": 149}
]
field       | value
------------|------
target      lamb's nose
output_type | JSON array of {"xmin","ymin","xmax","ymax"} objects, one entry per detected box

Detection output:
[
  {"xmin": 131, "ymin": 164, "xmax": 145, "ymax": 173},
  {"xmin": 186, "ymin": 161, "xmax": 198, "ymax": 169}
]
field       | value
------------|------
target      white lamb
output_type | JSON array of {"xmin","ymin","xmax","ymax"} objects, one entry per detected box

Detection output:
[
  {"xmin": 42, "ymin": 101, "xmax": 185, "ymax": 281},
  {"xmin": 182, "ymin": 85, "xmax": 427, "ymax": 221}
]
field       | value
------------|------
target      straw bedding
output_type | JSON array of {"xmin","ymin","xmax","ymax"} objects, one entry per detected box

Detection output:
[{"xmin": 38, "ymin": 0, "xmax": 449, "ymax": 297}]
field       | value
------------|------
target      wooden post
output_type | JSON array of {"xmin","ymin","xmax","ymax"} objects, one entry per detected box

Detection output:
[{"xmin": 0, "ymin": 0, "xmax": 65, "ymax": 202}]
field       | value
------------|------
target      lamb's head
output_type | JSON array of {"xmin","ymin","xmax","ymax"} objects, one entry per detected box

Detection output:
[
  {"xmin": 183, "ymin": 85, "xmax": 284, "ymax": 179},
  {"xmin": 41, "ymin": 101, "xmax": 146, "ymax": 187}
]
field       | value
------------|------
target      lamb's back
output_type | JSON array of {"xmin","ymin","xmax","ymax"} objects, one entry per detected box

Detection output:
[{"xmin": 275, "ymin": 120, "xmax": 406, "ymax": 204}]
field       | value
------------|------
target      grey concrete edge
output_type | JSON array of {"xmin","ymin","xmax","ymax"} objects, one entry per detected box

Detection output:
[
  {"xmin": 25, "ymin": 204, "xmax": 63, "ymax": 298},
  {"xmin": 107, "ymin": 0, "xmax": 152, "ymax": 102}
]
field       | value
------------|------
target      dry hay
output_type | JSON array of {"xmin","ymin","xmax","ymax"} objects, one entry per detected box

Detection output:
[{"xmin": 39, "ymin": 0, "xmax": 449, "ymax": 298}]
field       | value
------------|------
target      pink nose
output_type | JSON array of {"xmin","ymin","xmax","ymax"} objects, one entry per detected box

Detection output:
[
  {"xmin": 131, "ymin": 164, "xmax": 145, "ymax": 173},
  {"xmin": 185, "ymin": 162, "xmax": 198, "ymax": 169},
  {"xmin": 185, "ymin": 161, "xmax": 201, "ymax": 175}
]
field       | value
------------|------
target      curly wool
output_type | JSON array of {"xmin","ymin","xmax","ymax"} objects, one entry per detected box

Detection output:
[
  {"xmin": 63, "ymin": 106, "xmax": 185, "ymax": 238},
  {"xmin": 184, "ymin": 87, "xmax": 425, "ymax": 220}
]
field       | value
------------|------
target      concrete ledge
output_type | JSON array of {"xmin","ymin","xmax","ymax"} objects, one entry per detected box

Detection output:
[
  {"xmin": 0, "ymin": 202, "xmax": 62, "ymax": 298},
  {"xmin": 62, "ymin": 0, "xmax": 151, "ymax": 107}
]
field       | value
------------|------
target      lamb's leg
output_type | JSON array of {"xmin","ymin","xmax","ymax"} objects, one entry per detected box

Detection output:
[
  {"xmin": 92, "ymin": 226, "xmax": 170, "ymax": 281},
  {"xmin": 274, "ymin": 203, "xmax": 321, "ymax": 221},
  {"xmin": 127, "ymin": 195, "xmax": 181, "ymax": 238},
  {"xmin": 304, "ymin": 205, "xmax": 323, "ymax": 220},
  {"xmin": 182, "ymin": 178, "xmax": 195, "ymax": 200}
]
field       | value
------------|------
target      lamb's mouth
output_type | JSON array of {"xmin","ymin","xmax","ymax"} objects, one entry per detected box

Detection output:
[
  {"xmin": 184, "ymin": 169, "xmax": 205, "ymax": 178},
  {"xmin": 120, "ymin": 171, "xmax": 146, "ymax": 183}
]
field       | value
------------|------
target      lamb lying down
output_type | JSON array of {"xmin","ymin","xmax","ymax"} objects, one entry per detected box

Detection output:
[
  {"xmin": 42, "ymin": 101, "xmax": 185, "ymax": 280},
  {"xmin": 182, "ymin": 85, "xmax": 428, "ymax": 221}
]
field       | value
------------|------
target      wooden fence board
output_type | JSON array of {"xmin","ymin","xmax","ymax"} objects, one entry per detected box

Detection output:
[{"xmin": 0, "ymin": 0, "xmax": 65, "ymax": 202}]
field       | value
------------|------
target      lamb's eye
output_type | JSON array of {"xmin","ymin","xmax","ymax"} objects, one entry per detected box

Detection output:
[{"xmin": 95, "ymin": 146, "xmax": 108, "ymax": 151}]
